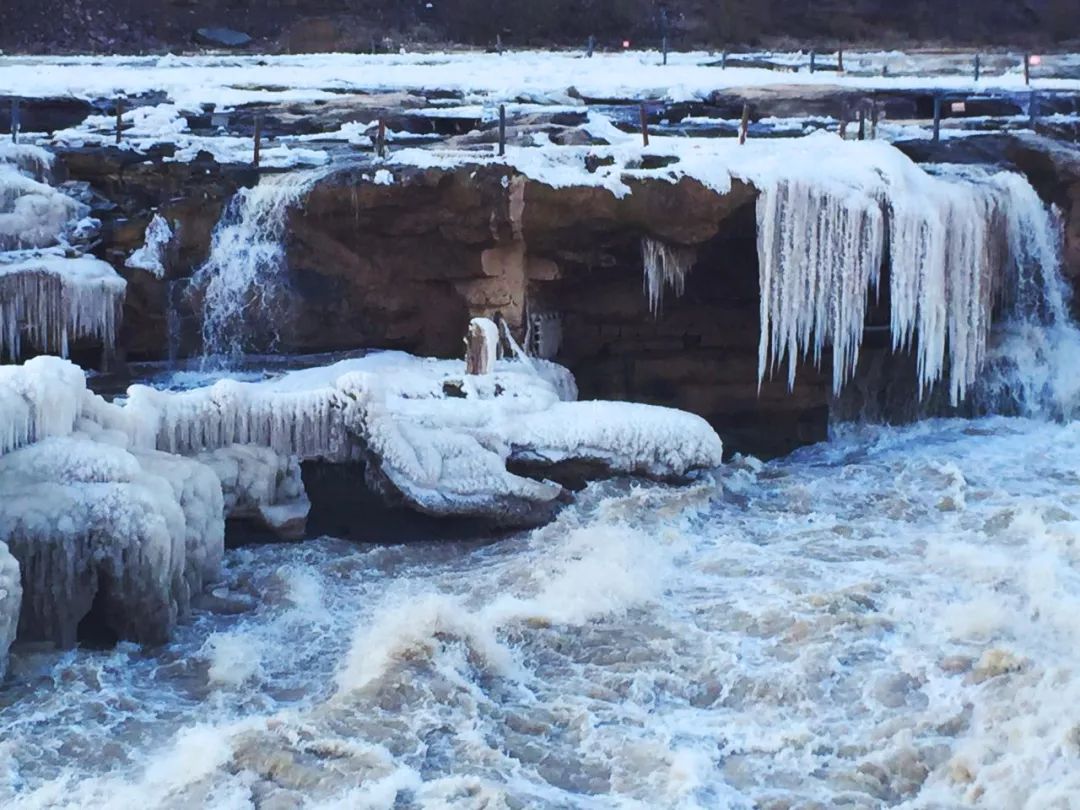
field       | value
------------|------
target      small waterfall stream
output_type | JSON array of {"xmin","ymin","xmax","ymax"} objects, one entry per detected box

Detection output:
[{"xmin": 191, "ymin": 168, "xmax": 331, "ymax": 366}]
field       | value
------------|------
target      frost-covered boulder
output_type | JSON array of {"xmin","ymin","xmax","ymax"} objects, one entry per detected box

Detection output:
[
  {"xmin": 0, "ymin": 354, "xmax": 87, "ymax": 454},
  {"xmin": 196, "ymin": 445, "xmax": 310, "ymax": 540},
  {"xmin": 0, "ymin": 435, "xmax": 224, "ymax": 647},
  {"xmin": 0, "ymin": 541, "xmax": 20, "ymax": 679}
]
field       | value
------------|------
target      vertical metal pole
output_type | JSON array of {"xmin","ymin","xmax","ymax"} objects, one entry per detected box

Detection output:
[
  {"xmin": 974, "ymin": 54, "xmax": 981, "ymax": 82},
  {"xmin": 639, "ymin": 103, "xmax": 650, "ymax": 147},
  {"xmin": 810, "ymin": 51, "xmax": 816, "ymax": 74},
  {"xmin": 858, "ymin": 109, "xmax": 865, "ymax": 140},
  {"xmin": 496, "ymin": 34, "xmax": 503, "ymax": 55},
  {"xmin": 377, "ymin": 119, "xmax": 386, "ymax": 158},
  {"xmin": 253, "ymin": 114, "xmax": 262, "ymax": 168},
  {"xmin": 587, "ymin": 35, "xmax": 595, "ymax": 58},
  {"xmin": 662, "ymin": 36, "xmax": 668, "ymax": 66},
  {"xmin": 115, "ymin": 97, "xmax": 123, "ymax": 145},
  {"xmin": 498, "ymin": 104, "xmax": 506, "ymax": 156},
  {"xmin": 739, "ymin": 104, "xmax": 750, "ymax": 144},
  {"xmin": 933, "ymin": 95, "xmax": 942, "ymax": 142},
  {"xmin": 1024, "ymin": 53, "xmax": 1031, "ymax": 85},
  {"xmin": 10, "ymin": 99, "xmax": 19, "ymax": 144},
  {"xmin": 721, "ymin": 50, "xmax": 728, "ymax": 69},
  {"xmin": 837, "ymin": 48, "xmax": 844, "ymax": 73}
]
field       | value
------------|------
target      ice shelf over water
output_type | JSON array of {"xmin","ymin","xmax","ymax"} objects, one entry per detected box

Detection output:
[{"xmin": 0, "ymin": 347, "xmax": 723, "ymax": 670}]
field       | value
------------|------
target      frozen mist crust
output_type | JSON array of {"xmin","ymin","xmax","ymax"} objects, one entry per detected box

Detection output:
[{"xmin": 0, "ymin": 350, "xmax": 724, "ymax": 665}]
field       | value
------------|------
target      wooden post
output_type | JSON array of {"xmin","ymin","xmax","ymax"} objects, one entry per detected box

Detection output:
[
  {"xmin": 376, "ymin": 118, "xmax": 386, "ymax": 158},
  {"xmin": 639, "ymin": 103, "xmax": 650, "ymax": 147},
  {"xmin": 870, "ymin": 100, "xmax": 878, "ymax": 139},
  {"xmin": 252, "ymin": 114, "xmax": 262, "ymax": 168},
  {"xmin": 10, "ymin": 99, "xmax": 18, "ymax": 144},
  {"xmin": 974, "ymin": 54, "xmax": 981, "ymax": 82},
  {"xmin": 933, "ymin": 95, "xmax": 942, "ymax": 142},
  {"xmin": 721, "ymin": 50, "xmax": 728, "ymax": 69},
  {"xmin": 1024, "ymin": 53, "xmax": 1031, "ymax": 85},
  {"xmin": 115, "ymin": 97, "xmax": 123, "ymax": 145},
  {"xmin": 739, "ymin": 103, "xmax": 750, "ymax": 144},
  {"xmin": 810, "ymin": 50, "xmax": 816, "ymax": 74},
  {"xmin": 858, "ymin": 109, "xmax": 866, "ymax": 140},
  {"xmin": 465, "ymin": 319, "xmax": 496, "ymax": 375},
  {"xmin": 587, "ymin": 35, "xmax": 595, "ymax": 58},
  {"xmin": 498, "ymin": 104, "xmax": 506, "ymax": 156},
  {"xmin": 837, "ymin": 48, "xmax": 844, "ymax": 73},
  {"xmin": 662, "ymin": 36, "xmax": 668, "ymax": 66}
]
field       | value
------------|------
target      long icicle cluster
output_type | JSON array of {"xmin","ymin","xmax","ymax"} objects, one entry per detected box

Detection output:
[
  {"xmin": 756, "ymin": 165, "xmax": 1034, "ymax": 404},
  {"xmin": 0, "ymin": 259, "xmax": 126, "ymax": 362}
]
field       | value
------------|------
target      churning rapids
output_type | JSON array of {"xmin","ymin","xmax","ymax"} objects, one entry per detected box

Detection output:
[
  {"xmin": 4, "ymin": 136, "xmax": 1080, "ymax": 808},
  {"xmin": 1, "ymin": 416, "xmax": 1079, "ymax": 808}
]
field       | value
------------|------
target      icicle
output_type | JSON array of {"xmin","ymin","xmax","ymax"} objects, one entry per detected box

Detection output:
[
  {"xmin": 192, "ymin": 167, "xmax": 331, "ymax": 364},
  {"xmin": 642, "ymin": 237, "xmax": 696, "ymax": 316},
  {"xmin": 0, "ymin": 258, "xmax": 126, "ymax": 362},
  {"xmin": 755, "ymin": 177, "xmax": 883, "ymax": 394}
]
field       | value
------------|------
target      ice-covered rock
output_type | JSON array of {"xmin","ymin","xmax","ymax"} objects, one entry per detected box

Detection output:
[
  {"xmin": 0, "ymin": 435, "xmax": 224, "ymax": 647},
  {"xmin": 0, "ymin": 354, "xmax": 87, "ymax": 454},
  {"xmin": 0, "ymin": 256, "xmax": 126, "ymax": 362},
  {"xmin": 125, "ymin": 214, "xmax": 174, "ymax": 278},
  {"xmin": 196, "ymin": 445, "xmax": 310, "ymax": 540},
  {"xmin": 0, "ymin": 540, "xmax": 20, "ymax": 679}
]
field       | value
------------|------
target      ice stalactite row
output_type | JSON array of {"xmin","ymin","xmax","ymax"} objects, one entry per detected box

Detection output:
[
  {"xmin": 642, "ymin": 236, "xmax": 696, "ymax": 316},
  {"xmin": 191, "ymin": 167, "xmax": 331, "ymax": 364},
  {"xmin": 0, "ymin": 257, "xmax": 126, "ymax": 362},
  {"xmin": 756, "ymin": 178, "xmax": 884, "ymax": 394},
  {"xmin": 755, "ymin": 162, "xmax": 1053, "ymax": 404}
]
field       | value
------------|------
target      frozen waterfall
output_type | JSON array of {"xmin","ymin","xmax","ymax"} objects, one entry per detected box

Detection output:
[
  {"xmin": 191, "ymin": 168, "xmax": 330, "ymax": 364},
  {"xmin": 755, "ymin": 161, "xmax": 1061, "ymax": 405}
]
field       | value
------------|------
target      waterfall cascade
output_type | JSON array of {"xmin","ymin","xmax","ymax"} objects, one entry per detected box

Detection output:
[
  {"xmin": 191, "ymin": 168, "xmax": 330, "ymax": 365},
  {"xmin": 755, "ymin": 163, "xmax": 1069, "ymax": 407}
]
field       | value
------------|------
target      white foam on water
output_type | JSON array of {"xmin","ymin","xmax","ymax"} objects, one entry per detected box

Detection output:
[{"xmin": 3, "ymin": 422, "xmax": 1077, "ymax": 808}]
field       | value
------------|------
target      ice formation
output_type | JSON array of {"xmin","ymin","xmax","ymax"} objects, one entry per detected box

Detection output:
[
  {"xmin": 125, "ymin": 214, "xmax": 174, "ymax": 278},
  {"xmin": 0, "ymin": 435, "xmax": 224, "ymax": 646},
  {"xmin": 191, "ymin": 168, "xmax": 331, "ymax": 362},
  {"xmin": 755, "ymin": 160, "xmax": 1052, "ymax": 403},
  {"xmin": 0, "ymin": 540, "xmax": 19, "ymax": 678},
  {"xmin": 642, "ymin": 237, "xmax": 697, "ymax": 316},
  {"xmin": 196, "ymin": 445, "xmax": 310, "ymax": 539},
  {"xmin": 0, "ymin": 256, "xmax": 127, "ymax": 361},
  {"xmin": 0, "ymin": 160, "xmax": 87, "ymax": 251},
  {"xmin": 0, "ymin": 357, "xmax": 224, "ymax": 652}
]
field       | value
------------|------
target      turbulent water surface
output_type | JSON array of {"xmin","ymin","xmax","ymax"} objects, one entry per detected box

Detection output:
[{"xmin": 1, "ymin": 415, "xmax": 1077, "ymax": 808}]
